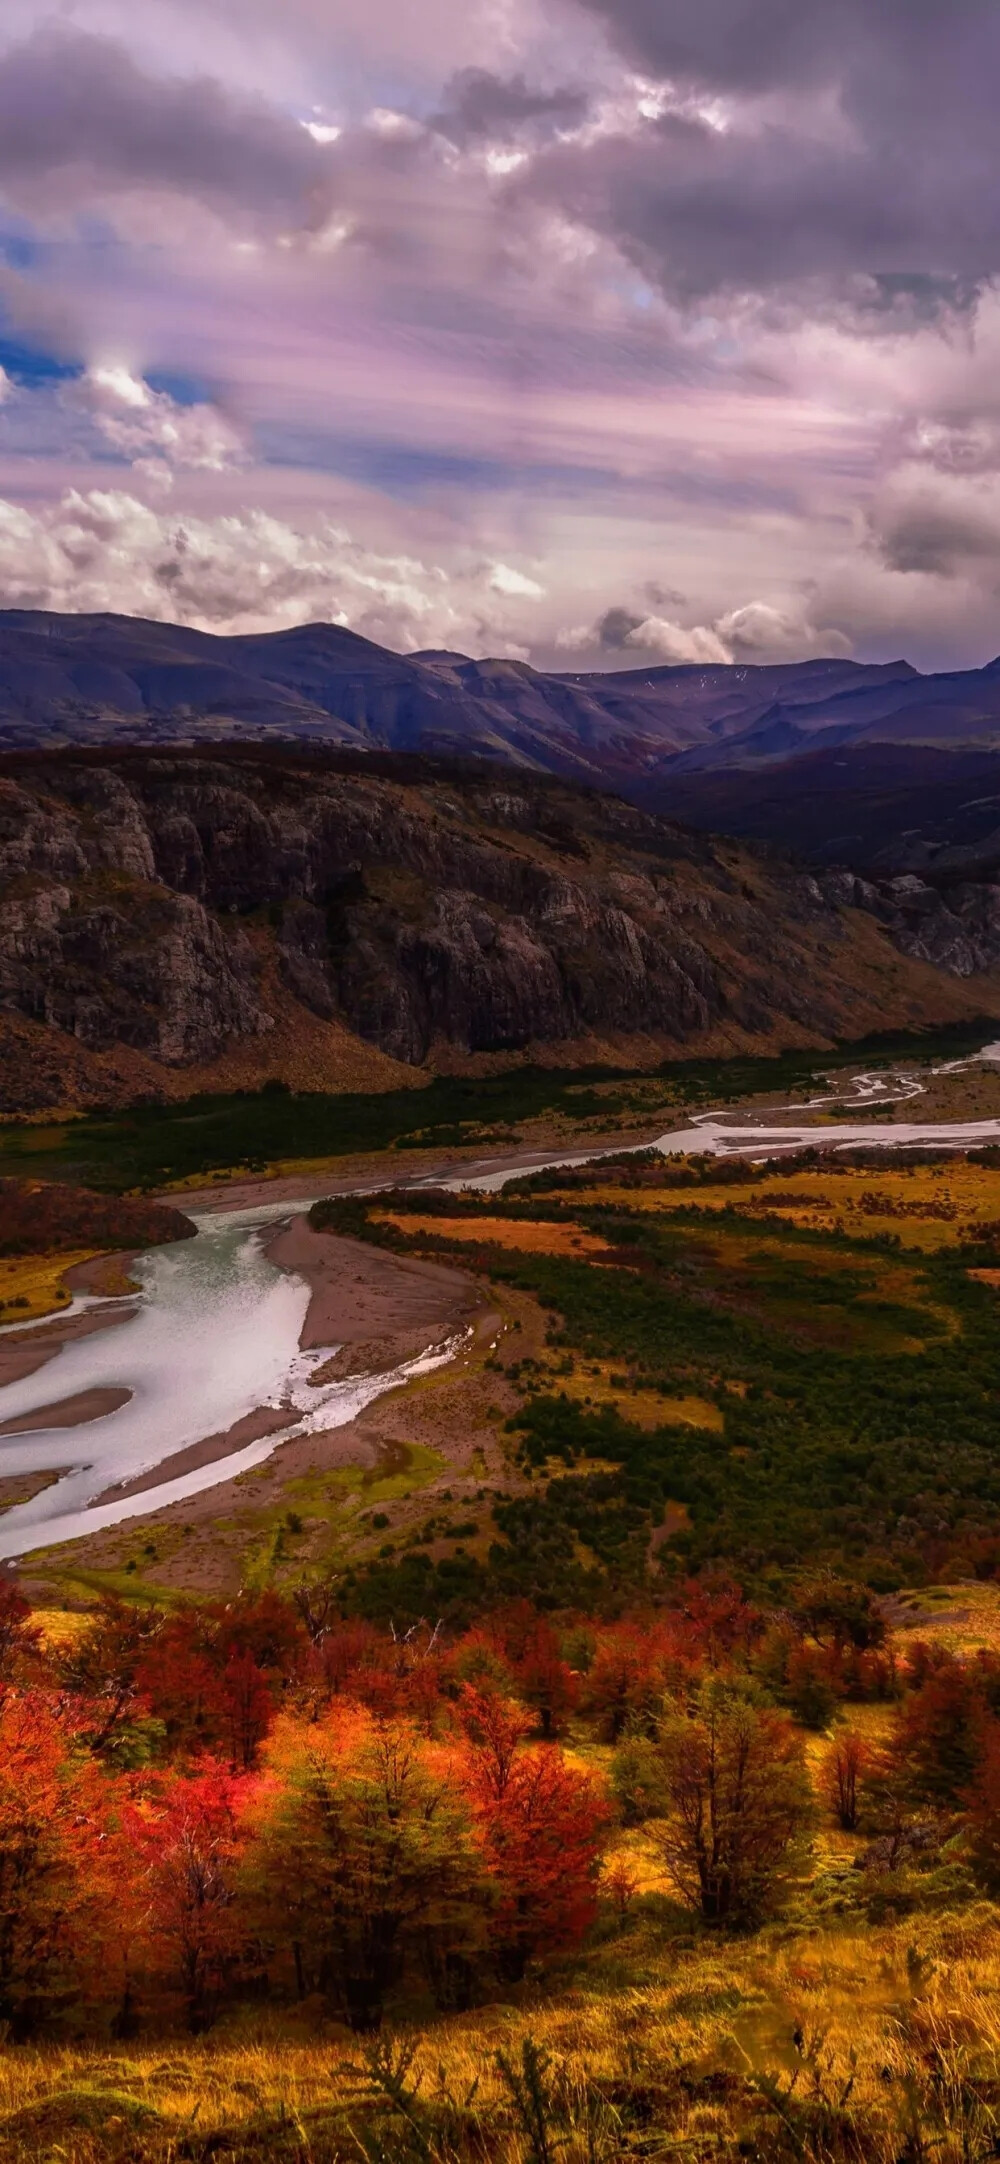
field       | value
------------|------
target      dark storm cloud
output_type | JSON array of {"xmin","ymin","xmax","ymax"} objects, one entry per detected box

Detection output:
[
  {"xmin": 522, "ymin": 0, "xmax": 1000, "ymax": 307},
  {"xmin": 0, "ymin": 27, "xmax": 323, "ymax": 225},
  {"xmin": 573, "ymin": 0, "xmax": 994, "ymax": 95},
  {"xmin": 431, "ymin": 69, "xmax": 588, "ymax": 147},
  {"xmin": 873, "ymin": 490, "xmax": 1000, "ymax": 577},
  {"xmin": 596, "ymin": 605, "xmax": 643, "ymax": 645}
]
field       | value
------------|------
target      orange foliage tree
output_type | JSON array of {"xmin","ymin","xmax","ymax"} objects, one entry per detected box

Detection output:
[
  {"xmin": 0, "ymin": 1692, "xmax": 115, "ymax": 2036},
  {"xmin": 246, "ymin": 1708, "xmax": 490, "ymax": 2029},
  {"xmin": 652, "ymin": 1684, "xmax": 811, "ymax": 1925}
]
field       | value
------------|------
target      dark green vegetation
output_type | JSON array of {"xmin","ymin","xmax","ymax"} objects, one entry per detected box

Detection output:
[
  {"xmin": 0, "ymin": 1019, "xmax": 992, "ymax": 1191},
  {"xmin": 312, "ymin": 1152, "xmax": 1000, "ymax": 1622},
  {"xmin": 0, "ymin": 1178, "xmax": 194, "ymax": 1256}
]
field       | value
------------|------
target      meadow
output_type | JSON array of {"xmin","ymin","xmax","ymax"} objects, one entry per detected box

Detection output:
[{"xmin": 311, "ymin": 1149, "xmax": 1000, "ymax": 1615}]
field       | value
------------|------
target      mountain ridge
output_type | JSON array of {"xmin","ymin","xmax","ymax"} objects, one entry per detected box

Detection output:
[{"xmin": 0, "ymin": 610, "xmax": 998, "ymax": 796}]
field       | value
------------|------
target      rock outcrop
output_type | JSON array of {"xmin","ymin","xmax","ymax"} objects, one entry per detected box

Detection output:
[{"xmin": 1, "ymin": 748, "xmax": 997, "ymax": 1107}]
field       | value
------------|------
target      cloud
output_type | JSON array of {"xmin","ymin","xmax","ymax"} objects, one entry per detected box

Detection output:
[
  {"xmin": 869, "ymin": 469, "xmax": 1000, "ymax": 579},
  {"xmin": 596, "ymin": 605, "xmax": 644, "ymax": 646},
  {"xmin": 430, "ymin": 69, "xmax": 588, "ymax": 148},
  {"xmin": 571, "ymin": 0, "xmax": 993, "ymax": 101},
  {"xmin": 489, "ymin": 561, "xmax": 545, "ymax": 598},
  {"xmin": 0, "ymin": 484, "xmax": 554, "ymax": 649},
  {"xmin": 558, "ymin": 595, "xmax": 851, "ymax": 666},
  {"xmin": 0, "ymin": 25, "xmax": 324, "ymax": 230},
  {"xmin": 515, "ymin": 0, "xmax": 1000, "ymax": 311},
  {"xmin": 0, "ymin": 1, "xmax": 996, "ymax": 677},
  {"xmin": 68, "ymin": 367, "xmax": 249, "ymax": 481}
]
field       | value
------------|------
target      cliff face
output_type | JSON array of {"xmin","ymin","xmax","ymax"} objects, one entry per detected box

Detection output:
[{"xmin": 1, "ymin": 749, "xmax": 998, "ymax": 1108}]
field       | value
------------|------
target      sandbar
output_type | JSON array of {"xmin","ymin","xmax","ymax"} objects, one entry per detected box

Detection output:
[
  {"xmin": 264, "ymin": 1215, "xmax": 482, "ymax": 1355},
  {"xmin": 0, "ymin": 1301, "xmax": 138, "ymax": 1389},
  {"xmin": 64, "ymin": 1251, "xmax": 143, "ymax": 1297},
  {"xmin": 94, "ymin": 1404, "xmax": 294, "ymax": 1503},
  {"xmin": 0, "ymin": 1386, "xmax": 131, "ymax": 1437}
]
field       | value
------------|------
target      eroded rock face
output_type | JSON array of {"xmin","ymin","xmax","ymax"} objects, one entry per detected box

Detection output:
[
  {"xmin": 0, "ymin": 876, "xmax": 269, "ymax": 1062},
  {"xmin": 816, "ymin": 869, "xmax": 1000, "ymax": 981},
  {"xmin": 0, "ymin": 750, "xmax": 991, "ymax": 1081}
]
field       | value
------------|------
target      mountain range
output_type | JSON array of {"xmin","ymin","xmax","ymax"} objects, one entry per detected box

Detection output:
[{"xmin": 5, "ymin": 611, "xmax": 1000, "ymax": 796}]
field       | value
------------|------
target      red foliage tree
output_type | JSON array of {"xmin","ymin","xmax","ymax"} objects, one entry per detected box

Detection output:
[
  {"xmin": 459, "ymin": 1686, "xmax": 609, "ymax": 1979},
  {"xmin": 819, "ymin": 1731, "xmax": 872, "ymax": 1831},
  {"xmin": 0, "ymin": 1692, "xmax": 113, "ymax": 2035},
  {"xmin": 962, "ymin": 1722, "xmax": 1000, "ymax": 1889},
  {"xmin": 129, "ymin": 1764, "xmax": 249, "ymax": 2032},
  {"xmin": 56, "ymin": 1597, "xmax": 163, "ymax": 1755},
  {"xmin": 213, "ymin": 1651, "xmax": 274, "ymax": 1772},
  {"xmin": 583, "ymin": 1623, "xmax": 681, "ymax": 1742},
  {"xmin": 0, "ymin": 1582, "xmax": 41, "ymax": 1686},
  {"xmin": 890, "ymin": 1657, "xmax": 993, "ymax": 1807}
]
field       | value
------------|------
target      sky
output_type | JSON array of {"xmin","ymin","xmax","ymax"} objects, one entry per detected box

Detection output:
[{"xmin": 0, "ymin": 0, "xmax": 996, "ymax": 670}]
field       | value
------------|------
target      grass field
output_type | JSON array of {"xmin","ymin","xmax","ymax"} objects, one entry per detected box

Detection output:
[
  {"xmin": 305, "ymin": 1146, "xmax": 1000, "ymax": 1613},
  {"xmin": 575, "ymin": 1158, "xmax": 1000, "ymax": 1251},
  {"xmin": 0, "ymin": 1248, "xmax": 95, "ymax": 1322}
]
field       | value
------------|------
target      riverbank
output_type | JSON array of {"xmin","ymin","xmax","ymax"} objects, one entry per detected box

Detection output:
[{"xmin": 88, "ymin": 1221, "xmax": 484, "ymax": 1509}]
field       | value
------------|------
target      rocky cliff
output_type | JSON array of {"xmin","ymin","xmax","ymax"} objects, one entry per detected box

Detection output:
[{"xmin": 1, "ymin": 748, "xmax": 997, "ymax": 1110}]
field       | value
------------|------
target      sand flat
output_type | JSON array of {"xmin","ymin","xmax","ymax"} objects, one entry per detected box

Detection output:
[
  {"xmin": 0, "ymin": 1386, "xmax": 131, "ymax": 1437},
  {"xmin": 264, "ymin": 1216, "xmax": 481, "ymax": 1352},
  {"xmin": 0, "ymin": 1302, "xmax": 139, "ymax": 1389},
  {"xmin": 94, "ymin": 1404, "xmax": 294, "ymax": 1503}
]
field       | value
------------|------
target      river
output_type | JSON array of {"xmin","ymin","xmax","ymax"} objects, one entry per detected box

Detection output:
[
  {"xmin": 3, "ymin": 1054, "xmax": 1000, "ymax": 1562},
  {"xmin": 0, "ymin": 1200, "xmax": 460, "ymax": 1562}
]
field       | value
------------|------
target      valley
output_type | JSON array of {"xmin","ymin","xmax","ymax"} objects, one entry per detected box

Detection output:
[{"xmin": 10, "ymin": 647, "xmax": 1000, "ymax": 2163}]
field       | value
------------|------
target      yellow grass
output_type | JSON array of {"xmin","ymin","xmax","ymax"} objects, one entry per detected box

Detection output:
[
  {"xmin": 0, "ymin": 1248, "xmax": 96, "ymax": 1322},
  {"xmin": 376, "ymin": 1212, "xmax": 613, "ymax": 1257},
  {"xmin": 7, "ymin": 1908, "xmax": 1000, "ymax": 2161},
  {"xmin": 891, "ymin": 1581, "xmax": 1000, "ymax": 1657},
  {"xmin": 28, "ymin": 1606, "xmax": 88, "ymax": 1649},
  {"xmin": 545, "ymin": 1359, "xmax": 723, "ymax": 1432},
  {"xmin": 575, "ymin": 1161, "xmax": 1000, "ymax": 1249}
]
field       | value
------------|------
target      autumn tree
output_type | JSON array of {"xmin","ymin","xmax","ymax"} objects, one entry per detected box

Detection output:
[
  {"xmin": 129, "ymin": 1765, "xmax": 249, "ymax": 2032},
  {"xmin": 889, "ymin": 1658, "xmax": 992, "ymax": 1808},
  {"xmin": 962, "ymin": 1724, "xmax": 1000, "ymax": 1890},
  {"xmin": 510, "ymin": 1617, "xmax": 578, "ymax": 1740},
  {"xmin": 247, "ymin": 1710, "xmax": 489, "ymax": 2029},
  {"xmin": 56, "ymin": 1597, "xmax": 163, "ymax": 1758},
  {"xmin": 134, "ymin": 1617, "xmax": 218, "ymax": 1757},
  {"xmin": 791, "ymin": 1574, "xmax": 886, "ymax": 1655},
  {"xmin": 0, "ymin": 1693, "xmax": 111, "ymax": 2036},
  {"xmin": 583, "ymin": 1623, "xmax": 677, "ymax": 1742},
  {"xmin": 651, "ymin": 1684, "xmax": 811, "ymax": 1926},
  {"xmin": 213, "ymin": 1651, "xmax": 274, "ymax": 1772},
  {"xmin": 819, "ymin": 1730, "xmax": 872, "ymax": 1831},
  {"xmin": 0, "ymin": 1582, "xmax": 41, "ymax": 1685},
  {"xmin": 459, "ymin": 1686, "xmax": 609, "ymax": 1980}
]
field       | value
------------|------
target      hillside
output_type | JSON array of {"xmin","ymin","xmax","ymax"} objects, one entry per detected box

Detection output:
[
  {"xmin": 662, "ymin": 743, "xmax": 1000, "ymax": 874},
  {"xmin": 2, "ymin": 747, "xmax": 999, "ymax": 1112}
]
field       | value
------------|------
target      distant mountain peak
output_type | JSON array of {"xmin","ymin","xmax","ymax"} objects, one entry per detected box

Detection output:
[{"xmin": 0, "ymin": 606, "xmax": 994, "ymax": 793}]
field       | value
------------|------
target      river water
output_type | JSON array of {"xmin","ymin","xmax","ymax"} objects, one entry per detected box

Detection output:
[
  {"xmin": 0, "ymin": 1200, "xmax": 460, "ymax": 1562},
  {"xmin": 4, "ymin": 1060, "xmax": 1000, "ymax": 1561}
]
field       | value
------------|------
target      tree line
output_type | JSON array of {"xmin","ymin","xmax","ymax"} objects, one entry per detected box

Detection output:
[{"xmin": 4, "ymin": 1573, "xmax": 1000, "ymax": 2042}]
